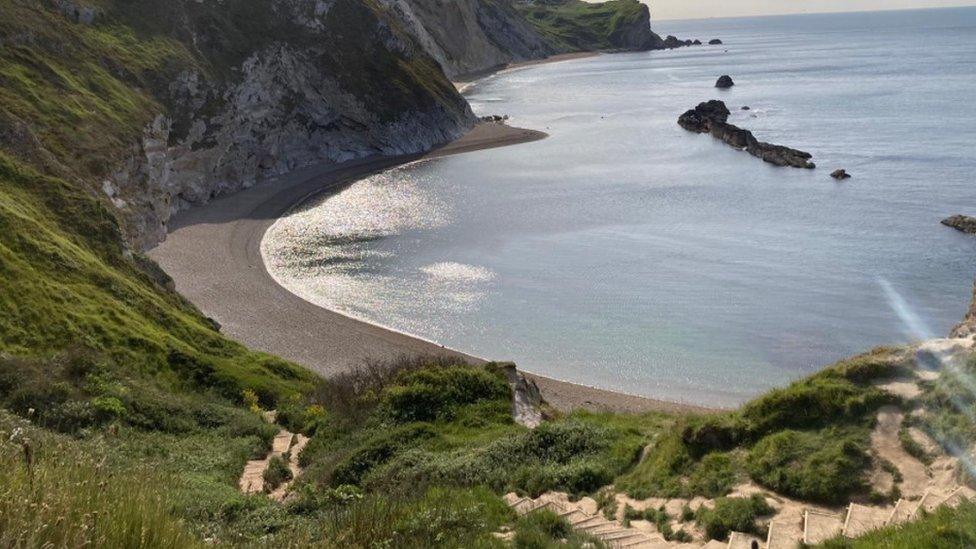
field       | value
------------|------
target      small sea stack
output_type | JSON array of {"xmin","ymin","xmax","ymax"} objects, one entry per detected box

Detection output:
[
  {"xmin": 678, "ymin": 100, "xmax": 816, "ymax": 169},
  {"xmin": 716, "ymin": 75, "xmax": 735, "ymax": 88},
  {"xmin": 941, "ymin": 215, "xmax": 976, "ymax": 234},
  {"xmin": 831, "ymin": 169, "xmax": 851, "ymax": 179}
]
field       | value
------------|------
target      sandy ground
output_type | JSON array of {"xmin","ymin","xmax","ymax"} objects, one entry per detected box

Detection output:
[
  {"xmin": 149, "ymin": 123, "xmax": 715, "ymax": 415},
  {"xmin": 454, "ymin": 52, "xmax": 600, "ymax": 93}
]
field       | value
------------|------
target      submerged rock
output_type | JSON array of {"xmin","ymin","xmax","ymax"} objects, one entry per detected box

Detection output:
[
  {"xmin": 741, "ymin": 106, "xmax": 751, "ymax": 111},
  {"xmin": 941, "ymin": 214, "xmax": 976, "ymax": 234},
  {"xmin": 715, "ymin": 75, "xmax": 735, "ymax": 88},
  {"xmin": 678, "ymin": 100, "xmax": 816, "ymax": 169},
  {"xmin": 831, "ymin": 169, "xmax": 851, "ymax": 179}
]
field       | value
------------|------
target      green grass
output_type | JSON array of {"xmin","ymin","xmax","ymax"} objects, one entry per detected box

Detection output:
[
  {"xmin": 516, "ymin": 0, "xmax": 652, "ymax": 52},
  {"xmin": 617, "ymin": 348, "xmax": 906, "ymax": 503},
  {"xmin": 745, "ymin": 427, "xmax": 871, "ymax": 504},
  {"xmin": 0, "ymin": 411, "xmax": 201, "ymax": 548},
  {"xmin": 695, "ymin": 494, "xmax": 773, "ymax": 541},
  {"xmin": 298, "ymin": 362, "xmax": 669, "ymax": 497},
  {"xmin": 513, "ymin": 509, "xmax": 606, "ymax": 548},
  {"xmin": 820, "ymin": 502, "xmax": 976, "ymax": 548}
]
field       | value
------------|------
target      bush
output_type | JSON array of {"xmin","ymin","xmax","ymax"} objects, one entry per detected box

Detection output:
[
  {"xmin": 381, "ymin": 366, "xmax": 511, "ymax": 423},
  {"xmin": 319, "ymin": 486, "xmax": 511, "ymax": 548},
  {"xmin": 695, "ymin": 494, "xmax": 772, "ymax": 541},
  {"xmin": 746, "ymin": 428, "xmax": 871, "ymax": 504},
  {"xmin": 514, "ymin": 509, "xmax": 603, "ymax": 549},
  {"xmin": 329, "ymin": 424, "xmax": 437, "ymax": 486},
  {"xmin": 740, "ymin": 377, "xmax": 892, "ymax": 436},
  {"xmin": 263, "ymin": 456, "xmax": 293, "ymax": 492}
]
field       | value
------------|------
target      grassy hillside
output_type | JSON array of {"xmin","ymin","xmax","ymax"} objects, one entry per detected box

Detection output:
[
  {"xmin": 0, "ymin": 1, "xmax": 974, "ymax": 547},
  {"xmin": 515, "ymin": 0, "xmax": 656, "ymax": 52}
]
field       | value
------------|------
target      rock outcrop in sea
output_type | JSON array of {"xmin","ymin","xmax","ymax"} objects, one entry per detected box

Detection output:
[
  {"xmin": 678, "ymin": 100, "xmax": 816, "ymax": 169},
  {"xmin": 716, "ymin": 75, "xmax": 735, "ymax": 88},
  {"xmin": 831, "ymin": 169, "xmax": 852, "ymax": 179},
  {"xmin": 709, "ymin": 38, "xmax": 723, "ymax": 45},
  {"xmin": 941, "ymin": 215, "xmax": 976, "ymax": 234}
]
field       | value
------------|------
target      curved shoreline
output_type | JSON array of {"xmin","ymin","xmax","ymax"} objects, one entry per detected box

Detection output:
[{"xmin": 149, "ymin": 123, "xmax": 717, "ymax": 415}]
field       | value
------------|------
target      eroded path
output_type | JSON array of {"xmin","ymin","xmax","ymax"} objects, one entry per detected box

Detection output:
[{"xmin": 238, "ymin": 414, "xmax": 309, "ymax": 500}]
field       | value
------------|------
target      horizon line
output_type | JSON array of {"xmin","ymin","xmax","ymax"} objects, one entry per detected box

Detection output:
[{"xmin": 651, "ymin": 3, "xmax": 976, "ymax": 22}]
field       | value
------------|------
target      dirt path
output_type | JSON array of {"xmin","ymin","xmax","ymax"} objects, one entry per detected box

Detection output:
[
  {"xmin": 239, "ymin": 425, "xmax": 308, "ymax": 499},
  {"xmin": 871, "ymin": 406, "xmax": 931, "ymax": 498}
]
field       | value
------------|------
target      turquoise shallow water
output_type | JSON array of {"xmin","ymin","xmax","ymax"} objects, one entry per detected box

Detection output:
[{"xmin": 263, "ymin": 8, "xmax": 976, "ymax": 407}]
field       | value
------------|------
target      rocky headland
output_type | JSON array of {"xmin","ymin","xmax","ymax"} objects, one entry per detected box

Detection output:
[
  {"xmin": 678, "ymin": 100, "xmax": 816, "ymax": 169},
  {"xmin": 941, "ymin": 214, "xmax": 976, "ymax": 235}
]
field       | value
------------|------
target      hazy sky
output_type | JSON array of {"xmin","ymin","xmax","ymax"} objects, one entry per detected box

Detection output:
[{"xmin": 639, "ymin": 0, "xmax": 976, "ymax": 20}]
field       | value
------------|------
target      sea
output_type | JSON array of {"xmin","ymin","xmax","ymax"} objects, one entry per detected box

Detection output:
[{"xmin": 261, "ymin": 7, "xmax": 976, "ymax": 407}]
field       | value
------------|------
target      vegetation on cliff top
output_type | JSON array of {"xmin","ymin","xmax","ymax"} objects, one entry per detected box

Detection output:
[
  {"xmin": 0, "ymin": 1, "xmax": 974, "ymax": 547},
  {"xmin": 515, "ymin": 0, "xmax": 655, "ymax": 52}
]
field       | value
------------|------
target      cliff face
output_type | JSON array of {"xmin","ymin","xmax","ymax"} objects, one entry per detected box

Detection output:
[
  {"xmin": 0, "ymin": 0, "xmax": 474, "ymax": 249},
  {"xmin": 103, "ymin": 0, "xmax": 476, "ymax": 249},
  {"xmin": 1, "ymin": 0, "xmax": 667, "ymax": 250},
  {"xmin": 382, "ymin": 0, "xmax": 665, "ymax": 80},
  {"xmin": 380, "ymin": 0, "xmax": 555, "ymax": 79}
]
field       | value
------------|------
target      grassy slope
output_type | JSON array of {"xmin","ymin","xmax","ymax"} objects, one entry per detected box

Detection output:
[
  {"xmin": 515, "ymin": 0, "xmax": 651, "ymax": 52},
  {"xmin": 1, "ymin": 1, "xmax": 974, "ymax": 547}
]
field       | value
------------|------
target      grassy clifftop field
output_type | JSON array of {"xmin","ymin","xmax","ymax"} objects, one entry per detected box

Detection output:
[
  {"xmin": 516, "ymin": 0, "xmax": 661, "ymax": 52},
  {"xmin": 0, "ymin": 1, "xmax": 974, "ymax": 548}
]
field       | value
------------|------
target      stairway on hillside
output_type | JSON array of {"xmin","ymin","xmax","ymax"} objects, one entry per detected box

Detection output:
[
  {"xmin": 238, "ymin": 414, "xmax": 309, "ymax": 500},
  {"xmin": 506, "ymin": 486, "xmax": 975, "ymax": 549}
]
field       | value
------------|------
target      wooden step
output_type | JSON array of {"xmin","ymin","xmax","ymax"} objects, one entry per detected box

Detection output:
[
  {"xmin": 886, "ymin": 498, "xmax": 915, "ymax": 525},
  {"xmin": 940, "ymin": 486, "xmax": 976, "ymax": 509},
  {"xmin": 803, "ymin": 510, "xmax": 845, "ymax": 545},
  {"xmin": 914, "ymin": 490, "xmax": 945, "ymax": 515},
  {"xmin": 842, "ymin": 503, "xmax": 889, "ymax": 538},
  {"xmin": 575, "ymin": 516, "xmax": 613, "ymax": 531},
  {"xmin": 728, "ymin": 531, "xmax": 763, "ymax": 549},
  {"xmin": 598, "ymin": 530, "xmax": 647, "ymax": 543},
  {"xmin": 589, "ymin": 524, "xmax": 628, "ymax": 536},
  {"xmin": 559, "ymin": 508, "xmax": 590, "ymax": 524},
  {"xmin": 766, "ymin": 519, "xmax": 801, "ymax": 549}
]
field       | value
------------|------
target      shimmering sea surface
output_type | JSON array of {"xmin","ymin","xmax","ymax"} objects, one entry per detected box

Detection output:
[{"xmin": 262, "ymin": 8, "xmax": 976, "ymax": 406}]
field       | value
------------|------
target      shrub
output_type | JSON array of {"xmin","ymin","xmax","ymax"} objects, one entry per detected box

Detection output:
[
  {"xmin": 329, "ymin": 424, "xmax": 437, "ymax": 486},
  {"xmin": 695, "ymin": 494, "xmax": 772, "ymax": 541},
  {"xmin": 740, "ymin": 377, "xmax": 892, "ymax": 436},
  {"xmin": 380, "ymin": 366, "xmax": 511, "ymax": 423},
  {"xmin": 514, "ymin": 509, "xmax": 603, "ymax": 548},
  {"xmin": 263, "ymin": 456, "xmax": 293, "ymax": 492},
  {"xmin": 687, "ymin": 452, "xmax": 739, "ymax": 497},
  {"xmin": 746, "ymin": 428, "xmax": 871, "ymax": 504},
  {"xmin": 319, "ymin": 486, "xmax": 510, "ymax": 548}
]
